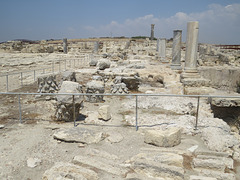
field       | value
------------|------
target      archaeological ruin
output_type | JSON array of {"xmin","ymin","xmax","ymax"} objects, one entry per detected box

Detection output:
[{"xmin": 0, "ymin": 21, "xmax": 240, "ymax": 179}]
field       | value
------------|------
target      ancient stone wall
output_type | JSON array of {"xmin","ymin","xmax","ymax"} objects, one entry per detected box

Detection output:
[{"xmin": 199, "ymin": 66, "xmax": 240, "ymax": 92}]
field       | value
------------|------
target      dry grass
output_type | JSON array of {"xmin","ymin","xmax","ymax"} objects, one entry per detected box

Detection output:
[{"xmin": 182, "ymin": 154, "xmax": 193, "ymax": 170}]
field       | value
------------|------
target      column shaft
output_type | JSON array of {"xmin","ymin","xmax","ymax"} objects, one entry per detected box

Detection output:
[
  {"xmin": 171, "ymin": 30, "xmax": 182, "ymax": 70},
  {"xmin": 184, "ymin": 21, "xmax": 199, "ymax": 72}
]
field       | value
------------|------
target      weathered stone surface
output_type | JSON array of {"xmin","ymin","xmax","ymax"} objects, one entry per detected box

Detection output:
[
  {"xmin": 194, "ymin": 169, "xmax": 236, "ymax": 180},
  {"xmin": 98, "ymin": 59, "xmax": 111, "ymax": 70},
  {"xmin": 201, "ymin": 126, "xmax": 239, "ymax": 152},
  {"xmin": 195, "ymin": 155, "xmax": 234, "ymax": 170},
  {"xmin": 144, "ymin": 127, "xmax": 182, "ymax": 147},
  {"xmin": 122, "ymin": 76, "xmax": 140, "ymax": 91},
  {"xmin": 92, "ymin": 75, "xmax": 103, "ymax": 81},
  {"xmin": 89, "ymin": 59, "xmax": 98, "ymax": 66},
  {"xmin": 106, "ymin": 131, "xmax": 124, "ymax": 143},
  {"xmin": 111, "ymin": 83, "xmax": 129, "ymax": 94},
  {"xmin": 209, "ymin": 97, "xmax": 240, "ymax": 107},
  {"xmin": 59, "ymin": 71, "xmax": 76, "ymax": 83},
  {"xmin": 42, "ymin": 162, "xmax": 99, "ymax": 180},
  {"xmin": 56, "ymin": 81, "xmax": 83, "ymax": 103},
  {"xmin": 55, "ymin": 81, "xmax": 83, "ymax": 121},
  {"xmin": 73, "ymin": 155, "xmax": 128, "ymax": 177},
  {"xmin": 98, "ymin": 105, "xmax": 111, "ymax": 121},
  {"xmin": 131, "ymin": 161, "xmax": 184, "ymax": 180},
  {"xmin": 37, "ymin": 74, "xmax": 58, "ymax": 94},
  {"xmin": 27, "ymin": 158, "xmax": 41, "ymax": 168},
  {"xmin": 192, "ymin": 158, "xmax": 225, "ymax": 172},
  {"xmin": 189, "ymin": 175, "xmax": 217, "ymax": 180},
  {"xmin": 53, "ymin": 127, "xmax": 105, "ymax": 144},
  {"xmin": 130, "ymin": 152, "xmax": 183, "ymax": 168},
  {"xmin": 85, "ymin": 80, "xmax": 105, "ymax": 103}
]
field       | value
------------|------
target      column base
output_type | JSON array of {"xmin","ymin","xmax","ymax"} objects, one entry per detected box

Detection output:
[
  {"xmin": 181, "ymin": 68, "xmax": 200, "ymax": 78},
  {"xmin": 180, "ymin": 69, "xmax": 210, "ymax": 88}
]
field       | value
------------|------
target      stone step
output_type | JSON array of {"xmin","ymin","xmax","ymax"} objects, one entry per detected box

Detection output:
[
  {"xmin": 194, "ymin": 169, "xmax": 236, "ymax": 180},
  {"xmin": 196, "ymin": 155, "xmax": 234, "ymax": 170},
  {"xmin": 194, "ymin": 150, "xmax": 230, "ymax": 158},
  {"xmin": 192, "ymin": 158, "xmax": 225, "ymax": 172},
  {"xmin": 131, "ymin": 160, "xmax": 184, "ymax": 180}
]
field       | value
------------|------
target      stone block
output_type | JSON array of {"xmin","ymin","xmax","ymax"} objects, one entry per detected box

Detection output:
[
  {"xmin": 53, "ymin": 127, "xmax": 104, "ymax": 144},
  {"xmin": 73, "ymin": 155, "xmax": 128, "ymax": 177},
  {"xmin": 189, "ymin": 175, "xmax": 217, "ymax": 180},
  {"xmin": 192, "ymin": 158, "xmax": 225, "ymax": 172},
  {"xmin": 55, "ymin": 81, "xmax": 83, "ymax": 121},
  {"xmin": 37, "ymin": 74, "xmax": 58, "ymax": 93},
  {"xmin": 97, "ymin": 59, "xmax": 111, "ymax": 70},
  {"xmin": 144, "ymin": 127, "xmax": 182, "ymax": 147},
  {"xmin": 98, "ymin": 105, "xmax": 111, "ymax": 121},
  {"xmin": 86, "ymin": 80, "xmax": 105, "ymax": 103}
]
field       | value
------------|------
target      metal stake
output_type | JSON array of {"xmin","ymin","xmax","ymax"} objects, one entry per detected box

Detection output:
[
  {"xmin": 59, "ymin": 60, "xmax": 61, "ymax": 72},
  {"xmin": 18, "ymin": 94, "xmax": 22, "ymax": 123},
  {"xmin": 6, "ymin": 75, "xmax": 9, "ymax": 92},
  {"xmin": 195, "ymin": 96, "xmax": 200, "ymax": 130},
  {"xmin": 135, "ymin": 95, "xmax": 138, "ymax": 131},
  {"xmin": 64, "ymin": 59, "xmax": 66, "ymax": 71},
  {"xmin": 34, "ymin": 70, "xmax": 36, "ymax": 81},
  {"xmin": 52, "ymin": 61, "xmax": 54, "ymax": 73},
  {"xmin": 20, "ymin": 72, "xmax": 23, "ymax": 87},
  {"xmin": 73, "ymin": 95, "xmax": 76, "ymax": 127}
]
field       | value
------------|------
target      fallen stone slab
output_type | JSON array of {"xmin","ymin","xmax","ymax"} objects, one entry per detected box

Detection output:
[
  {"xmin": 53, "ymin": 127, "xmax": 105, "ymax": 144},
  {"xmin": 144, "ymin": 127, "xmax": 182, "ymax": 147},
  {"xmin": 131, "ymin": 161, "xmax": 184, "ymax": 180},
  {"xmin": 129, "ymin": 152, "xmax": 183, "ymax": 168},
  {"xmin": 73, "ymin": 155, "xmax": 128, "ymax": 177},
  {"xmin": 0, "ymin": 125, "xmax": 4, "ymax": 129},
  {"xmin": 42, "ymin": 162, "xmax": 99, "ymax": 180}
]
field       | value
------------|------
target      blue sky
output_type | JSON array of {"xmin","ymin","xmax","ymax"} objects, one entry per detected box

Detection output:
[{"xmin": 0, "ymin": 0, "xmax": 240, "ymax": 44}]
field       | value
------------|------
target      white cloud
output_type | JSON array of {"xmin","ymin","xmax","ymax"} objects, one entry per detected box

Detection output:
[{"xmin": 83, "ymin": 3, "xmax": 240, "ymax": 44}]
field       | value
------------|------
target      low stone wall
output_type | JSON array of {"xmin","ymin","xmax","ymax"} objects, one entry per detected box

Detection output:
[{"xmin": 199, "ymin": 66, "xmax": 240, "ymax": 92}]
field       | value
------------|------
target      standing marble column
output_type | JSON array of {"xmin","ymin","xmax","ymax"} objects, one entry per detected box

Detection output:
[
  {"xmin": 158, "ymin": 38, "xmax": 166, "ymax": 61},
  {"xmin": 63, "ymin": 38, "xmax": 68, "ymax": 54},
  {"xmin": 184, "ymin": 21, "xmax": 199, "ymax": 72},
  {"xmin": 150, "ymin": 24, "xmax": 155, "ymax": 41},
  {"xmin": 171, "ymin": 30, "xmax": 182, "ymax": 70},
  {"xmin": 94, "ymin": 41, "xmax": 99, "ymax": 54},
  {"xmin": 156, "ymin": 38, "xmax": 160, "ymax": 52}
]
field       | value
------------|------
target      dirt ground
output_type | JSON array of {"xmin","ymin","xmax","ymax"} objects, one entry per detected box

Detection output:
[{"xmin": 0, "ymin": 91, "xmax": 213, "ymax": 180}]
